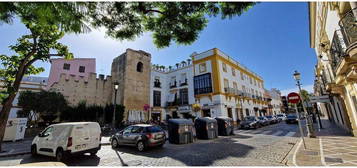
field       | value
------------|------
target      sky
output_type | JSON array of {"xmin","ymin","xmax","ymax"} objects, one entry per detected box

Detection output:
[{"xmin": 0, "ymin": 2, "xmax": 317, "ymax": 96}]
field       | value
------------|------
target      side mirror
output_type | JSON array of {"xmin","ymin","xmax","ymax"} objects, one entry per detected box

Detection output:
[{"xmin": 38, "ymin": 133, "xmax": 42, "ymax": 137}]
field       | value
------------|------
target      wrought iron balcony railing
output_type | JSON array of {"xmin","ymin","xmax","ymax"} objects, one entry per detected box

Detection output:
[
  {"xmin": 330, "ymin": 30, "xmax": 347, "ymax": 73},
  {"xmin": 339, "ymin": 7, "xmax": 357, "ymax": 49}
]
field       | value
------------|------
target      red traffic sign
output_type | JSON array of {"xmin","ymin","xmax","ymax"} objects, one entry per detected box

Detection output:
[{"xmin": 287, "ymin": 92, "xmax": 301, "ymax": 104}]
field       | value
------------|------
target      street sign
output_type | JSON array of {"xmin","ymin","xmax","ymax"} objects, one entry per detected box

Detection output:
[
  {"xmin": 310, "ymin": 95, "xmax": 330, "ymax": 103},
  {"xmin": 287, "ymin": 92, "xmax": 301, "ymax": 104}
]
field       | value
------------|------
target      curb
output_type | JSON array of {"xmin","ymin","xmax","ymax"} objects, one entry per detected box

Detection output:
[
  {"xmin": 282, "ymin": 139, "xmax": 301, "ymax": 166},
  {"xmin": 0, "ymin": 151, "xmax": 31, "ymax": 158}
]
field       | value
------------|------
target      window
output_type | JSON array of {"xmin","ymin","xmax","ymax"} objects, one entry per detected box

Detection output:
[
  {"xmin": 199, "ymin": 63, "xmax": 207, "ymax": 73},
  {"xmin": 137, "ymin": 62, "xmax": 143, "ymax": 72},
  {"xmin": 232, "ymin": 68, "xmax": 236, "ymax": 76},
  {"xmin": 194, "ymin": 73, "xmax": 213, "ymax": 95},
  {"xmin": 153, "ymin": 91, "xmax": 161, "ymax": 107},
  {"xmin": 154, "ymin": 76, "xmax": 161, "ymax": 88},
  {"xmin": 249, "ymin": 77, "xmax": 252, "ymax": 84},
  {"xmin": 131, "ymin": 126, "xmax": 143, "ymax": 133},
  {"xmin": 63, "ymin": 63, "xmax": 70, "ymax": 70},
  {"xmin": 224, "ymin": 79, "xmax": 229, "ymax": 91},
  {"xmin": 170, "ymin": 76, "xmax": 177, "ymax": 88},
  {"xmin": 222, "ymin": 63, "xmax": 227, "ymax": 72},
  {"xmin": 180, "ymin": 73, "xmax": 188, "ymax": 86},
  {"xmin": 233, "ymin": 82, "xmax": 238, "ymax": 89},
  {"xmin": 254, "ymin": 79, "xmax": 256, "ymax": 86},
  {"xmin": 240, "ymin": 72, "xmax": 244, "ymax": 80},
  {"xmin": 79, "ymin": 66, "xmax": 85, "ymax": 73},
  {"xmin": 179, "ymin": 88, "xmax": 189, "ymax": 105}
]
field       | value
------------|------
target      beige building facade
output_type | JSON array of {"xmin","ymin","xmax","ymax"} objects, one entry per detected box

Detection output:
[{"xmin": 310, "ymin": 2, "xmax": 357, "ymax": 135}]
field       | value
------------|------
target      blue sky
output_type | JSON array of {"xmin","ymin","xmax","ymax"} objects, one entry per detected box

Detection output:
[{"xmin": 0, "ymin": 2, "xmax": 317, "ymax": 95}]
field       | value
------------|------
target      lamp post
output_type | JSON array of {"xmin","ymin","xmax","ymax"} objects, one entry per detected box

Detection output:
[
  {"xmin": 293, "ymin": 70, "xmax": 316, "ymax": 138},
  {"xmin": 112, "ymin": 82, "xmax": 119, "ymax": 128}
]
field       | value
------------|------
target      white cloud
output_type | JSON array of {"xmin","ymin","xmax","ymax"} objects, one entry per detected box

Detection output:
[{"xmin": 280, "ymin": 84, "xmax": 314, "ymax": 96}]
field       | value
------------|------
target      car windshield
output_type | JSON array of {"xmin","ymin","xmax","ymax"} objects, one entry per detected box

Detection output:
[
  {"xmin": 258, "ymin": 117, "xmax": 265, "ymax": 120},
  {"xmin": 287, "ymin": 115, "xmax": 297, "ymax": 119},
  {"xmin": 244, "ymin": 117, "xmax": 255, "ymax": 121},
  {"xmin": 146, "ymin": 126, "xmax": 162, "ymax": 133},
  {"xmin": 266, "ymin": 116, "xmax": 273, "ymax": 118},
  {"xmin": 277, "ymin": 114, "xmax": 284, "ymax": 117}
]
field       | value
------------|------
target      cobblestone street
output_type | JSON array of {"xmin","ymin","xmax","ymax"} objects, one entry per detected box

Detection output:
[{"xmin": 0, "ymin": 122, "xmax": 300, "ymax": 166}]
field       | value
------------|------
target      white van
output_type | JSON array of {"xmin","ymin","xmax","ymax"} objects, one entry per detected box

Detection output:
[{"xmin": 31, "ymin": 122, "xmax": 101, "ymax": 161}]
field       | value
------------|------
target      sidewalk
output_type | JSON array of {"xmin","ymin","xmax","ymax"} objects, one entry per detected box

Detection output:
[
  {"xmin": 286, "ymin": 119, "xmax": 357, "ymax": 166},
  {"xmin": 0, "ymin": 136, "xmax": 112, "ymax": 158}
]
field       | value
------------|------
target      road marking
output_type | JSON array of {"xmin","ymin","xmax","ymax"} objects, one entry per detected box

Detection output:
[
  {"xmin": 271, "ymin": 131, "xmax": 283, "ymax": 136},
  {"xmin": 320, "ymin": 137, "xmax": 327, "ymax": 166},
  {"xmin": 285, "ymin": 132, "xmax": 296, "ymax": 137},
  {"xmin": 293, "ymin": 139, "xmax": 303, "ymax": 166}
]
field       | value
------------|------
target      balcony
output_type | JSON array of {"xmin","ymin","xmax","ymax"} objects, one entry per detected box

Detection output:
[
  {"xmin": 170, "ymin": 81, "xmax": 177, "ymax": 89},
  {"xmin": 330, "ymin": 8, "xmax": 357, "ymax": 75},
  {"xmin": 194, "ymin": 87, "xmax": 212, "ymax": 95},
  {"xmin": 179, "ymin": 79, "xmax": 188, "ymax": 86}
]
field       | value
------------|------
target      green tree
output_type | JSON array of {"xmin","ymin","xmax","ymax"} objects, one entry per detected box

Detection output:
[
  {"xmin": 17, "ymin": 90, "xmax": 40, "ymax": 124},
  {"xmin": 0, "ymin": 1, "xmax": 256, "ymax": 151}
]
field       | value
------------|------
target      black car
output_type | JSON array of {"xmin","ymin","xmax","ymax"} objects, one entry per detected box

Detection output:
[
  {"xmin": 257, "ymin": 116, "xmax": 269, "ymax": 126},
  {"xmin": 110, "ymin": 124, "xmax": 166, "ymax": 151},
  {"xmin": 240, "ymin": 116, "xmax": 260, "ymax": 129},
  {"xmin": 286, "ymin": 114, "xmax": 298, "ymax": 124}
]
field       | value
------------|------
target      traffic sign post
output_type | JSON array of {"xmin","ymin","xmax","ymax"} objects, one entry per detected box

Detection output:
[{"xmin": 288, "ymin": 92, "xmax": 306, "ymax": 149}]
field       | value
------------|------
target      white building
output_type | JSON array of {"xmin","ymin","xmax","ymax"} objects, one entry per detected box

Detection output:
[
  {"xmin": 268, "ymin": 88, "xmax": 282, "ymax": 115},
  {"xmin": 0, "ymin": 76, "xmax": 48, "ymax": 119}
]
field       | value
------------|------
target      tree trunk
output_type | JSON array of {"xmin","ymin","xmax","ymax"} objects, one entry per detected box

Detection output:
[{"xmin": 0, "ymin": 61, "xmax": 28, "ymax": 151}]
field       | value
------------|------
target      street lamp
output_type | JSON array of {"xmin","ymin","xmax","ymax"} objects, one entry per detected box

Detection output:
[
  {"xmin": 112, "ymin": 82, "xmax": 119, "ymax": 128},
  {"xmin": 293, "ymin": 70, "xmax": 316, "ymax": 138}
]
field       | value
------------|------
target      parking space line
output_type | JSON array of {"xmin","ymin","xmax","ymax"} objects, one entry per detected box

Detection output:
[{"xmin": 284, "ymin": 132, "xmax": 296, "ymax": 137}]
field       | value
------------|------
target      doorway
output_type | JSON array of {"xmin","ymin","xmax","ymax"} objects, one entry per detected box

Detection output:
[
  {"xmin": 227, "ymin": 108, "xmax": 233, "ymax": 118},
  {"xmin": 151, "ymin": 112, "xmax": 161, "ymax": 121}
]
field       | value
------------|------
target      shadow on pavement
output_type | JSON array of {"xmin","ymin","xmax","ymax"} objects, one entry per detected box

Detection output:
[
  {"xmin": 112, "ymin": 137, "xmax": 255, "ymax": 166},
  {"xmin": 19, "ymin": 153, "xmax": 100, "ymax": 166}
]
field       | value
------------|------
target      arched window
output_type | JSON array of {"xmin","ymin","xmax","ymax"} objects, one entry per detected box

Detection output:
[{"xmin": 137, "ymin": 62, "xmax": 143, "ymax": 72}]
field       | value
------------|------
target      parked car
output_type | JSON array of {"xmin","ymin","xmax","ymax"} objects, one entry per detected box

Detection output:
[
  {"xmin": 110, "ymin": 124, "xmax": 166, "ymax": 152},
  {"xmin": 31, "ymin": 122, "xmax": 102, "ymax": 162},
  {"xmin": 240, "ymin": 116, "xmax": 260, "ymax": 129},
  {"xmin": 265, "ymin": 115, "xmax": 278, "ymax": 124},
  {"xmin": 276, "ymin": 114, "xmax": 286, "ymax": 121},
  {"xmin": 257, "ymin": 116, "xmax": 269, "ymax": 126},
  {"xmin": 286, "ymin": 114, "xmax": 298, "ymax": 124},
  {"xmin": 273, "ymin": 115, "xmax": 282, "ymax": 122}
]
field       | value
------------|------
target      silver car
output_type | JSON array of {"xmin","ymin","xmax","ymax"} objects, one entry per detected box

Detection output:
[{"xmin": 110, "ymin": 124, "xmax": 166, "ymax": 151}]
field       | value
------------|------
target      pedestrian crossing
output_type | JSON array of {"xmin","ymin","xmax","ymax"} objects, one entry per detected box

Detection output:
[{"xmin": 234, "ymin": 129, "xmax": 297, "ymax": 137}]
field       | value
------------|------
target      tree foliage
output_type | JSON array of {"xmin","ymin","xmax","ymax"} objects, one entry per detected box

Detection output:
[{"xmin": 17, "ymin": 90, "xmax": 67, "ymax": 123}]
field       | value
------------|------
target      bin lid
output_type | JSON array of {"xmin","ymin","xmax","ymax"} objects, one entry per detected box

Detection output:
[
  {"xmin": 196, "ymin": 117, "xmax": 217, "ymax": 123},
  {"xmin": 168, "ymin": 119, "xmax": 193, "ymax": 125},
  {"xmin": 215, "ymin": 117, "xmax": 233, "ymax": 121}
]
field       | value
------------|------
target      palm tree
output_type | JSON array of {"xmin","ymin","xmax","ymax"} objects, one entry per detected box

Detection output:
[
  {"xmin": 175, "ymin": 63, "xmax": 180, "ymax": 69},
  {"xmin": 160, "ymin": 65, "xmax": 166, "ymax": 71},
  {"xmin": 187, "ymin": 59, "xmax": 191, "ymax": 65},
  {"xmin": 181, "ymin": 61, "xmax": 186, "ymax": 67},
  {"xmin": 168, "ymin": 66, "xmax": 172, "ymax": 71}
]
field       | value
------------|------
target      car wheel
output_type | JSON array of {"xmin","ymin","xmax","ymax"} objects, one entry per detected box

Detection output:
[
  {"xmin": 56, "ymin": 148, "xmax": 66, "ymax": 162},
  {"xmin": 136, "ymin": 141, "xmax": 145, "ymax": 152},
  {"xmin": 111, "ymin": 139, "xmax": 118, "ymax": 149},
  {"xmin": 31, "ymin": 145, "xmax": 37, "ymax": 156}
]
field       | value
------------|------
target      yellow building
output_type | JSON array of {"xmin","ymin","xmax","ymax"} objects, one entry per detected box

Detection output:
[
  {"xmin": 192, "ymin": 48, "xmax": 269, "ymax": 125},
  {"xmin": 310, "ymin": 2, "xmax": 357, "ymax": 135}
]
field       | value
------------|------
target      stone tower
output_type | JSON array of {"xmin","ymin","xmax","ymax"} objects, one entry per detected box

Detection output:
[{"xmin": 111, "ymin": 49, "xmax": 151, "ymax": 121}]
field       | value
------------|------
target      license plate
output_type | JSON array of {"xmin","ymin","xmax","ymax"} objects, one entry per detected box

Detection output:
[{"xmin": 75, "ymin": 144, "xmax": 86, "ymax": 150}]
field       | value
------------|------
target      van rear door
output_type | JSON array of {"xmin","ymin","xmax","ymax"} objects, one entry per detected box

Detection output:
[
  {"xmin": 86, "ymin": 123, "xmax": 100, "ymax": 149},
  {"xmin": 72, "ymin": 125, "xmax": 90, "ymax": 152}
]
